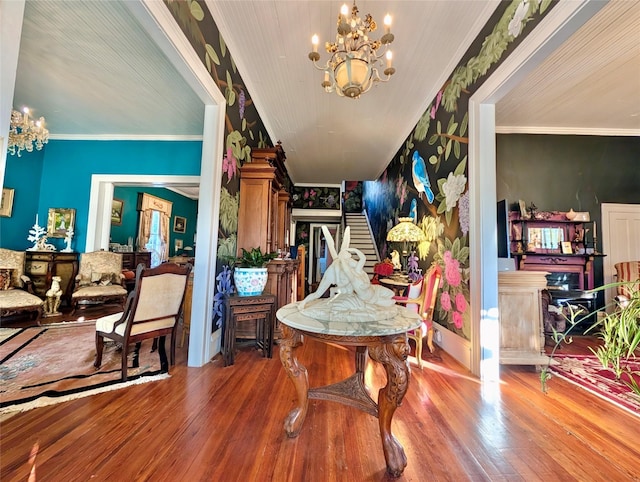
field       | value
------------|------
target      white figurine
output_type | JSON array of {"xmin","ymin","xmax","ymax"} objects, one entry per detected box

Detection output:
[
  {"xmin": 61, "ymin": 226, "xmax": 74, "ymax": 252},
  {"xmin": 44, "ymin": 276, "xmax": 63, "ymax": 316},
  {"xmin": 298, "ymin": 226, "xmax": 396, "ymax": 322},
  {"xmin": 390, "ymin": 250, "xmax": 402, "ymax": 270},
  {"xmin": 27, "ymin": 215, "xmax": 48, "ymax": 251}
]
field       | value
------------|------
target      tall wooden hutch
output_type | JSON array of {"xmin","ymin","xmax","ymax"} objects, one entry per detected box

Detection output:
[{"xmin": 236, "ymin": 143, "xmax": 299, "ymax": 335}]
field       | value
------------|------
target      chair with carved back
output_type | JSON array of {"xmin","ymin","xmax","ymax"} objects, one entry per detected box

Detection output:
[
  {"xmin": 0, "ymin": 248, "xmax": 43, "ymax": 324},
  {"xmin": 393, "ymin": 264, "xmax": 442, "ymax": 369},
  {"xmin": 71, "ymin": 251, "xmax": 127, "ymax": 314},
  {"xmin": 94, "ymin": 262, "xmax": 192, "ymax": 381}
]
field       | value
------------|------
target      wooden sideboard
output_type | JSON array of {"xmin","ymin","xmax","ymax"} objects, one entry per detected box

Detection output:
[
  {"xmin": 25, "ymin": 251, "xmax": 79, "ymax": 305},
  {"xmin": 121, "ymin": 251, "xmax": 151, "ymax": 271},
  {"xmin": 498, "ymin": 270, "xmax": 550, "ymax": 367}
]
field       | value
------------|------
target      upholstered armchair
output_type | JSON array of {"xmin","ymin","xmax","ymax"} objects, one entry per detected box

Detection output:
[
  {"xmin": 0, "ymin": 248, "xmax": 44, "ymax": 323},
  {"xmin": 94, "ymin": 262, "xmax": 192, "ymax": 381},
  {"xmin": 71, "ymin": 251, "xmax": 127, "ymax": 313}
]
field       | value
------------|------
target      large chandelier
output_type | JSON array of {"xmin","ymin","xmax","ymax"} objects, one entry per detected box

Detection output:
[
  {"xmin": 308, "ymin": 1, "xmax": 395, "ymax": 99},
  {"xmin": 7, "ymin": 107, "xmax": 49, "ymax": 157}
]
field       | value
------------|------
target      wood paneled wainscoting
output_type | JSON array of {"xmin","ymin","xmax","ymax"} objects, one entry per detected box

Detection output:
[{"xmin": 1, "ymin": 337, "xmax": 638, "ymax": 480}]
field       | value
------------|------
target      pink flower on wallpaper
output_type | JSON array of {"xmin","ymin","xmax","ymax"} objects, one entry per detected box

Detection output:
[
  {"xmin": 440, "ymin": 291, "xmax": 452, "ymax": 312},
  {"xmin": 452, "ymin": 311, "xmax": 464, "ymax": 329},
  {"xmin": 455, "ymin": 293, "xmax": 467, "ymax": 313},
  {"xmin": 304, "ymin": 190, "xmax": 309, "ymax": 199},
  {"xmin": 310, "ymin": 189, "xmax": 316, "ymax": 197},
  {"xmin": 222, "ymin": 148, "xmax": 237, "ymax": 182},
  {"xmin": 443, "ymin": 250, "xmax": 461, "ymax": 287},
  {"xmin": 430, "ymin": 90, "xmax": 443, "ymax": 119},
  {"xmin": 308, "ymin": 201, "xmax": 313, "ymax": 207},
  {"xmin": 399, "ymin": 183, "xmax": 408, "ymax": 205}
]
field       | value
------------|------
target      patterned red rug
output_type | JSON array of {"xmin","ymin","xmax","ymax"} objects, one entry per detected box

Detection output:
[
  {"xmin": 550, "ymin": 354, "xmax": 640, "ymax": 417},
  {"xmin": 0, "ymin": 323, "xmax": 169, "ymax": 418}
]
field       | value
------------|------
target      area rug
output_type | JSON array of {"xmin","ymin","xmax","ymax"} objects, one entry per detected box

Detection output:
[
  {"xmin": 550, "ymin": 354, "xmax": 640, "ymax": 417},
  {"xmin": 0, "ymin": 324, "xmax": 169, "ymax": 418}
]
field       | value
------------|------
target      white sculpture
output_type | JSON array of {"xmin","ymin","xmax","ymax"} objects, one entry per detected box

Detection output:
[
  {"xmin": 298, "ymin": 226, "xmax": 396, "ymax": 322},
  {"xmin": 390, "ymin": 250, "xmax": 402, "ymax": 270},
  {"xmin": 27, "ymin": 215, "xmax": 55, "ymax": 251},
  {"xmin": 44, "ymin": 276, "xmax": 63, "ymax": 316},
  {"xmin": 61, "ymin": 226, "xmax": 74, "ymax": 252}
]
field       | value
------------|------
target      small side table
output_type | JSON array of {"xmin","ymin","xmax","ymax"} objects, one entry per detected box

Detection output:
[{"xmin": 223, "ymin": 293, "xmax": 277, "ymax": 366}]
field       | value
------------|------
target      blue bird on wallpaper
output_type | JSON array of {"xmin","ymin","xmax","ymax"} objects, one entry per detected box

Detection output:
[
  {"xmin": 412, "ymin": 150, "xmax": 434, "ymax": 203},
  {"xmin": 409, "ymin": 198, "xmax": 418, "ymax": 223}
]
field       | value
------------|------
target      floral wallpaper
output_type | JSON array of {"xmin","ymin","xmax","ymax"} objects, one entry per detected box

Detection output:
[
  {"xmin": 343, "ymin": 181, "xmax": 363, "ymax": 213},
  {"xmin": 164, "ymin": 0, "xmax": 272, "ymax": 330},
  {"xmin": 291, "ymin": 186, "xmax": 340, "ymax": 210},
  {"xmin": 363, "ymin": 0, "xmax": 554, "ymax": 340}
]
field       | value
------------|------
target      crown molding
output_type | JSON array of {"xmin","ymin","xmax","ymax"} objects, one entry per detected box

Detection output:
[
  {"xmin": 495, "ymin": 125, "xmax": 640, "ymax": 136},
  {"xmin": 48, "ymin": 134, "xmax": 203, "ymax": 141}
]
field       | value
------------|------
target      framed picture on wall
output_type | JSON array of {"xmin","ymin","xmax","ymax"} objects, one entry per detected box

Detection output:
[
  {"xmin": 111, "ymin": 198, "xmax": 124, "ymax": 225},
  {"xmin": 0, "ymin": 188, "xmax": 15, "ymax": 217},
  {"xmin": 47, "ymin": 208, "xmax": 76, "ymax": 238},
  {"xmin": 174, "ymin": 216, "xmax": 186, "ymax": 233}
]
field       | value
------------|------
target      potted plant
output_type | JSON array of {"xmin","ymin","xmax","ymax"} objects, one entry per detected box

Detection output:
[
  {"xmin": 227, "ymin": 247, "xmax": 277, "ymax": 297},
  {"xmin": 541, "ymin": 281, "xmax": 640, "ymax": 398}
]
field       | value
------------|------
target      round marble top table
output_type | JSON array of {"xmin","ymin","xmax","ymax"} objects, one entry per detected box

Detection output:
[{"xmin": 276, "ymin": 302, "xmax": 421, "ymax": 477}]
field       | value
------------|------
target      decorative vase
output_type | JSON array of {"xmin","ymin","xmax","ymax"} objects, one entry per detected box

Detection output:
[{"xmin": 233, "ymin": 267, "xmax": 268, "ymax": 296}]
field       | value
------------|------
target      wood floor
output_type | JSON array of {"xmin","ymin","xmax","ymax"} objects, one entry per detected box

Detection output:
[{"xmin": 1, "ymin": 318, "xmax": 639, "ymax": 481}]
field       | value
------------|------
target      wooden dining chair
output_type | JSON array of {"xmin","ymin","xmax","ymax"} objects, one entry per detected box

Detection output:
[
  {"xmin": 393, "ymin": 264, "xmax": 442, "ymax": 368},
  {"xmin": 94, "ymin": 262, "xmax": 192, "ymax": 381}
]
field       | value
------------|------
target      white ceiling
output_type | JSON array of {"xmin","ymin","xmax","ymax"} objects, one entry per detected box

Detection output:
[{"xmin": 11, "ymin": 0, "xmax": 640, "ymax": 190}]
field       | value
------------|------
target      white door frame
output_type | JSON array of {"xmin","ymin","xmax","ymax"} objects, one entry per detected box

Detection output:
[
  {"xmin": 87, "ymin": 1, "xmax": 226, "ymax": 367},
  {"xmin": 601, "ymin": 202, "xmax": 640, "ymax": 308},
  {"xmin": 464, "ymin": 0, "xmax": 606, "ymax": 379}
]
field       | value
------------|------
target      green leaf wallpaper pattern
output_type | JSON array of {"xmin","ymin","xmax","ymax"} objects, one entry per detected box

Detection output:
[{"xmin": 363, "ymin": 0, "xmax": 555, "ymax": 338}]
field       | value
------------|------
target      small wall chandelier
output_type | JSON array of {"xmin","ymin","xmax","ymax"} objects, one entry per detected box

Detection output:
[
  {"xmin": 308, "ymin": 1, "xmax": 395, "ymax": 99},
  {"xmin": 8, "ymin": 107, "xmax": 49, "ymax": 157}
]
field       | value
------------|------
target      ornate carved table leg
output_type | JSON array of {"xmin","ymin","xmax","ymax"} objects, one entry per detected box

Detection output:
[
  {"xmin": 279, "ymin": 324, "xmax": 308, "ymax": 437},
  {"xmin": 368, "ymin": 334, "xmax": 411, "ymax": 478}
]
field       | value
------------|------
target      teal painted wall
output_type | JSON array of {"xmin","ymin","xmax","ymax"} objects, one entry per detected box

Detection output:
[
  {"xmin": 112, "ymin": 186, "xmax": 198, "ymax": 257},
  {"xmin": 0, "ymin": 149, "xmax": 45, "ymax": 249},
  {"xmin": 1, "ymin": 139, "xmax": 201, "ymax": 252}
]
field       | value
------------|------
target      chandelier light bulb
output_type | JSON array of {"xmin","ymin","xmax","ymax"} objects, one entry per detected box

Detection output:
[
  {"xmin": 386, "ymin": 50, "xmax": 393, "ymax": 68},
  {"xmin": 311, "ymin": 34, "xmax": 319, "ymax": 53},
  {"xmin": 384, "ymin": 14, "xmax": 392, "ymax": 33},
  {"xmin": 341, "ymin": 4, "xmax": 349, "ymax": 16}
]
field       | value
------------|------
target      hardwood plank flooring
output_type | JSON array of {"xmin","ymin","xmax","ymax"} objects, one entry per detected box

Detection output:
[{"xmin": 1, "ymin": 326, "xmax": 639, "ymax": 481}]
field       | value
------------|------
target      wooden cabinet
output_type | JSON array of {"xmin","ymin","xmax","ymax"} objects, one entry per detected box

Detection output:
[
  {"xmin": 121, "ymin": 251, "xmax": 152, "ymax": 270},
  {"xmin": 509, "ymin": 212, "xmax": 603, "ymax": 290},
  {"xmin": 237, "ymin": 143, "xmax": 291, "ymax": 255},
  {"xmin": 237, "ymin": 143, "xmax": 297, "ymax": 311},
  {"xmin": 25, "ymin": 251, "xmax": 79, "ymax": 305},
  {"xmin": 498, "ymin": 270, "xmax": 550, "ymax": 367}
]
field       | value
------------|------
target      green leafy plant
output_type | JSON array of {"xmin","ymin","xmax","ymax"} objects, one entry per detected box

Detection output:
[
  {"xmin": 541, "ymin": 282, "xmax": 640, "ymax": 397},
  {"xmin": 226, "ymin": 247, "xmax": 277, "ymax": 268}
]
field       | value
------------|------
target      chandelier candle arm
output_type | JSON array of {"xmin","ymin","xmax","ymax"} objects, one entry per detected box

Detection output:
[{"xmin": 308, "ymin": 0, "xmax": 396, "ymax": 99}]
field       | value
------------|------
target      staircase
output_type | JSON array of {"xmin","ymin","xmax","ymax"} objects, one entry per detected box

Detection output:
[{"xmin": 345, "ymin": 212, "xmax": 380, "ymax": 279}]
